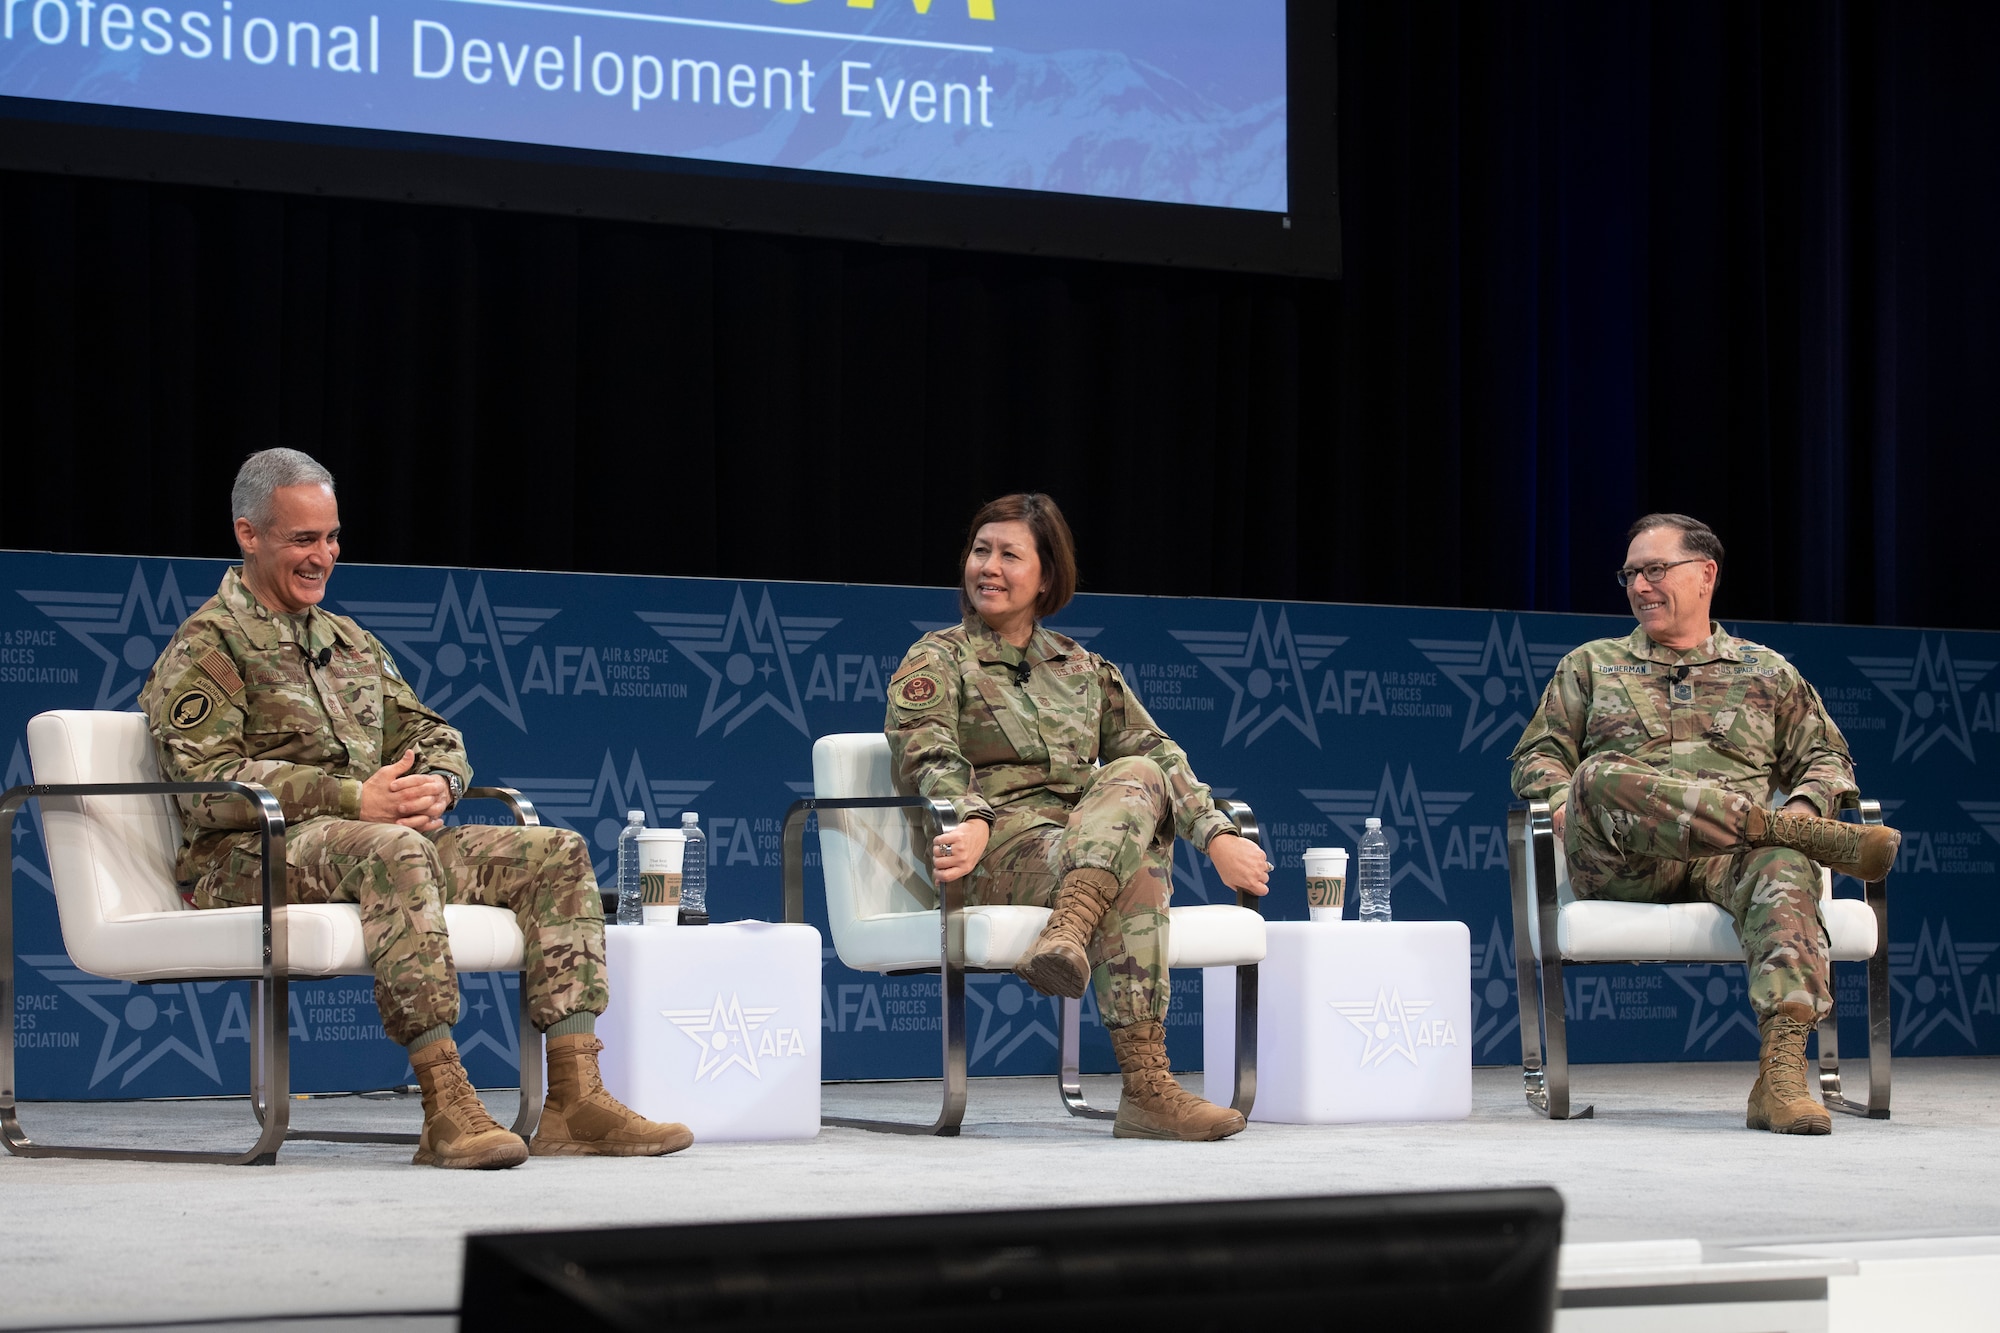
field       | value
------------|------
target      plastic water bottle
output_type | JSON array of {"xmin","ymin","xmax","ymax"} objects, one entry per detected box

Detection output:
[
  {"xmin": 1358, "ymin": 817, "xmax": 1392, "ymax": 923},
  {"xmin": 615, "ymin": 810, "xmax": 645, "ymax": 926},
  {"xmin": 680, "ymin": 811, "xmax": 708, "ymax": 922}
]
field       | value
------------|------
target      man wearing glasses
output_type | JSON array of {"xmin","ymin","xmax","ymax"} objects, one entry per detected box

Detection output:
[{"xmin": 1510, "ymin": 514, "xmax": 1899, "ymax": 1135}]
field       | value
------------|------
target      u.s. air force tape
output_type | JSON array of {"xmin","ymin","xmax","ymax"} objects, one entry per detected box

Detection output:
[
  {"xmin": 169, "ymin": 688, "xmax": 215, "ymax": 730},
  {"xmin": 894, "ymin": 670, "xmax": 945, "ymax": 709}
]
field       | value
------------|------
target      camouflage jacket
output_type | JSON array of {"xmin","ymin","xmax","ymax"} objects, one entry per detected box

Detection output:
[
  {"xmin": 1509, "ymin": 623, "xmax": 1857, "ymax": 819},
  {"xmin": 137, "ymin": 566, "xmax": 471, "ymax": 890},
  {"xmin": 884, "ymin": 616, "xmax": 1234, "ymax": 851}
]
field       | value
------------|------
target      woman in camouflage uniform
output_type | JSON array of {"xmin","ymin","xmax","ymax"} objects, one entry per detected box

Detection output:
[{"xmin": 885, "ymin": 494, "xmax": 1270, "ymax": 1141}]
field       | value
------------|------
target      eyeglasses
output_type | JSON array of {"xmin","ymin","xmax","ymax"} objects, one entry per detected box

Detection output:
[{"xmin": 1615, "ymin": 558, "xmax": 1702, "ymax": 588}]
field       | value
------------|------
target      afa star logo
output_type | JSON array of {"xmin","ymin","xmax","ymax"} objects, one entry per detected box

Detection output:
[
  {"xmin": 1851, "ymin": 637, "xmax": 1997, "ymax": 763},
  {"xmin": 339, "ymin": 575, "xmax": 559, "ymax": 733},
  {"xmin": 663, "ymin": 993, "xmax": 802, "ymax": 1081},
  {"xmin": 640, "ymin": 587, "xmax": 838, "ymax": 738},
  {"xmin": 1666, "ymin": 965, "xmax": 1757, "ymax": 1053},
  {"xmin": 6, "ymin": 741, "xmax": 51, "ymax": 897},
  {"xmin": 1411, "ymin": 618, "xmax": 1572, "ymax": 753},
  {"xmin": 22, "ymin": 955, "xmax": 226, "ymax": 1091},
  {"xmin": 966, "ymin": 974, "xmax": 1065, "ymax": 1069},
  {"xmin": 1890, "ymin": 918, "xmax": 1997, "ymax": 1049},
  {"xmin": 1300, "ymin": 765, "xmax": 1474, "ymax": 905},
  {"xmin": 1330, "ymin": 989, "xmax": 1454, "ymax": 1067},
  {"xmin": 18, "ymin": 561, "xmax": 208, "ymax": 710},
  {"xmin": 502, "ymin": 750, "xmax": 713, "ymax": 883},
  {"xmin": 1468, "ymin": 918, "xmax": 1521, "ymax": 1059},
  {"xmin": 1956, "ymin": 799, "xmax": 2000, "ymax": 855},
  {"xmin": 454, "ymin": 972, "xmax": 525, "ymax": 1070},
  {"xmin": 1171, "ymin": 608, "xmax": 1344, "ymax": 748}
]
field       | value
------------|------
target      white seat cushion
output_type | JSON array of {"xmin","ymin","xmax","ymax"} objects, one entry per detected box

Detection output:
[
  {"xmin": 1164, "ymin": 904, "xmax": 1269, "ymax": 967},
  {"xmin": 1557, "ymin": 898, "xmax": 1876, "ymax": 963},
  {"xmin": 837, "ymin": 904, "xmax": 1052, "ymax": 973},
  {"xmin": 64, "ymin": 902, "xmax": 525, "ymax": 982},
  {"xmin": 835, "ymin": 902, "xmax": 1267, "ymax": 974}
]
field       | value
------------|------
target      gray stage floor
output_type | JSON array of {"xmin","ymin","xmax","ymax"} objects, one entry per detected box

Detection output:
[{"xmin": 3, "ymin": 1058, "xmax": 1996, "ymax": 1331}]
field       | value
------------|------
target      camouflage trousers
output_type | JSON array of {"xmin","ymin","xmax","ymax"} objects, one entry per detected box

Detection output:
[
  {"xmin": 1566, "ymin": 753, "xmax": 1830, "ymax": 1018},
  {"xmin": 972, "ymin": 757, "xmax": 1176, "ymax": 1028},
  {"xmin": 194, "ymin": 819, "xmax": 608, "ymax": 1046}
]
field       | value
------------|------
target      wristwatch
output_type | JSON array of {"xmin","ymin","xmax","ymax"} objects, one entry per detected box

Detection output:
[{"xmin": 436, "ymin": 771, "xmax": 464, "ymax": 806}]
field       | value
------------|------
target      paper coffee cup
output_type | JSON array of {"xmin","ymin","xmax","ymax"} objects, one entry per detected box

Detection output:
[
  {"xmin": 637, "ymin": 828, "xmax": 685, "ymax": 926},
  {"xmin": 1304, "ymin": 846, "xmax": 1348, "ymax": 923}
]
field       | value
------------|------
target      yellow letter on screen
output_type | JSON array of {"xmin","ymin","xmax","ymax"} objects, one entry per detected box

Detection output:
[{"xmin": 847, "ymin": 0, "xmax": 997, "ymax": 19}]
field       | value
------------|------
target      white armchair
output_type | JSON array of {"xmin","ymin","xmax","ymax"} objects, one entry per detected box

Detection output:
[
  {"xmin": 783, "ymin": 733, "xmax": 1267, "ymax": 1135},
  {"xmin": 1506, "ymin": 798, "xmax": 1891, "ymax": 1121},
  {"xmin": 1, "ymin": 709, "xmax": 544, "ymax": 1164}
]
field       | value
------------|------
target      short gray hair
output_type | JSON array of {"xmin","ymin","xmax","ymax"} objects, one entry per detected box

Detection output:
[
  {"xmin": 1627, "ymin": 512, "xmax": 1724, "ymax": 566},
  {"xmin": 232, "ymin": 449, "xmax": 335, "ymax": 528}
]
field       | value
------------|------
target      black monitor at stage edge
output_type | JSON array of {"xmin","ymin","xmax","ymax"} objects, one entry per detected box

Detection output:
[
  {"xmin": 460, "ymin": 1188, "xmax": 1562, "ymax": 1332},
  {"xmin": 0, "ymin": 1, "xmax": 1339, "ymax": 278}
]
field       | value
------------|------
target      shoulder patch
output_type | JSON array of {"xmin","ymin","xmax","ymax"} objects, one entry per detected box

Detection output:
[
  {"xmin": 196, "ymin": 648, "xmax": 245, "ymax": 698},
  {"xmin": 169, "ymin": 687, "xmax": 216, "ymax": 730},
  {"xmin": 894, "ymin": 670, "xmax": 946, "ymax": 710}
]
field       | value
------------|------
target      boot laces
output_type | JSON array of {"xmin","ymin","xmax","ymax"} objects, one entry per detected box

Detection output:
[
  {"xmin": 552, "ymin": 1036, "xmax": 610, "ymax": 1104},
  {"xmin": 1765, "ymin": 1014, "xmax": 1816, "ymax": 1102},
  {"xmin": 425, "ymin": 1056, "xmax": 505, "ymax": 1134},
  {"xmin": 1780, "ymin": 811, "xmax": 1859, "ymax": 862}
]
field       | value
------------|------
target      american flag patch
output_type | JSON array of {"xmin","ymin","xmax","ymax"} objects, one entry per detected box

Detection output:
[{"xmin": 197, "ymin": 648, "xmax": 245, "ymax": 698}]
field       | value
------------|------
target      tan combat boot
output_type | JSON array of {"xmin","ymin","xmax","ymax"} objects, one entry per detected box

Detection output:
[
  {"xmin": 1014, "ymin": 867, "xmax": 1121, "ymax": 1000},
  {"xmin": 1745, "ymin": 1001, "xmax": 1833, "ymax": 1135},
  {"xmin": 409, "ymin": 1039, "xmax": 530, "ymax": 1169},
  {"xmin": 531, "ymin": 1033, "xmax": 694, "ymax": 1157},
  {"xmin": 1108, "ymin": 1020, "xmax": 1247, "ymax": 1141},
  {"xmin": 1746, "ymin": 805, "xmax": 1901, "ymax": 881}
]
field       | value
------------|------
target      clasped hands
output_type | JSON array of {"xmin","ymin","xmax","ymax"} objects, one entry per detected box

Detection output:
[
  {"xmin": 360, "ymin": 749, "xmax": 451, "ymax": 832},
  {"xmin": 929, "ymin": 820, "xmax": 1271, "ymax": 896}
]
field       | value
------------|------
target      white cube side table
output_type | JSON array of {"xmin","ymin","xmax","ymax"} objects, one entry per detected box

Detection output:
[
  {"xmin": 1204, "ymin": 920, "xmax": 1471, "ymax": 1124},
  {"xmin": 597, "ymin": 920, "xmax": 822, "ymax": 1142}
]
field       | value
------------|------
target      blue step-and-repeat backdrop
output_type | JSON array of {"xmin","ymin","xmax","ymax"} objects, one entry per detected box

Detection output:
[{"xmin": 7, "ymin": 550, "xmax": 1999, "ymax": 1099}]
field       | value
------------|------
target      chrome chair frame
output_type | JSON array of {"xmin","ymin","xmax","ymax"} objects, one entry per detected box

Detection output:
[
  {"xmin": 782, "ymin": 795, "xmax": 1262, "ymax": 1136},
  {"xmin": 1507, "ymin": 797, "xmax": 1891, "ymax": 1122},
  {"xmin": 0, "ymin": 781, "xmax": 544, "ymax": 1165}
]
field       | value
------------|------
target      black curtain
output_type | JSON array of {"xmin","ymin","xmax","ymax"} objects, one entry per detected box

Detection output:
[{"xmin": 2, "ymin": 1, "xmax": 1995, "ymax": 628}]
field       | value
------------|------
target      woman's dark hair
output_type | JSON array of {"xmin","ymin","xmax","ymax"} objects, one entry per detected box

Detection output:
[{"xmin": 957, "ymin": 493, "xmax": 1079, "ymax": 620}]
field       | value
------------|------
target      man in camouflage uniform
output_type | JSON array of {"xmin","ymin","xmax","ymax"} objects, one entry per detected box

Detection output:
[
  {"xmin": 887, "ymin": 494, "xmax": 1270, "ymax": 1141},
  {"xmin": 1510, "ymin": 513, "xmax": 1900, "ymax": 1135},
  {"xmin": 139, "ymin": 449, "xmax": 690, "ymax": 1168}
]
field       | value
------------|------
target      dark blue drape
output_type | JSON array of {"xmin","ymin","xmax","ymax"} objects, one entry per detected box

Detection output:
[{"xmin": 1, "ymin": 2, "xmax": 1993, "ymax": 628}]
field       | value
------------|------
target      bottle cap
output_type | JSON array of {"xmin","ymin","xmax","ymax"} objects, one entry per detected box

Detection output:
[
  {"xmin": 627, "ymin": 810, "xmax": 644, "ymax": 822},
  {"xmin": 682, "ymin": 811, "xmax": 699, "ymax": 827},
  {"xmin": 1364, "ymin": 817, "xmax": 1381, "ymax": 829}
]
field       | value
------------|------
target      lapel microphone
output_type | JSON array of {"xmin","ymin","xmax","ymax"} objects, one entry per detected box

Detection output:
[
  {"xmin": 1012, "ymin": 661, "xmax": 1033, "ymax": 687},
  {"xmin": 1671, "ymin": 664, "xmax": 1689, "ymax": 684},
  {"xmin": 304, "ymin": 643, "xmax": 332, "ymax": 669}
]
